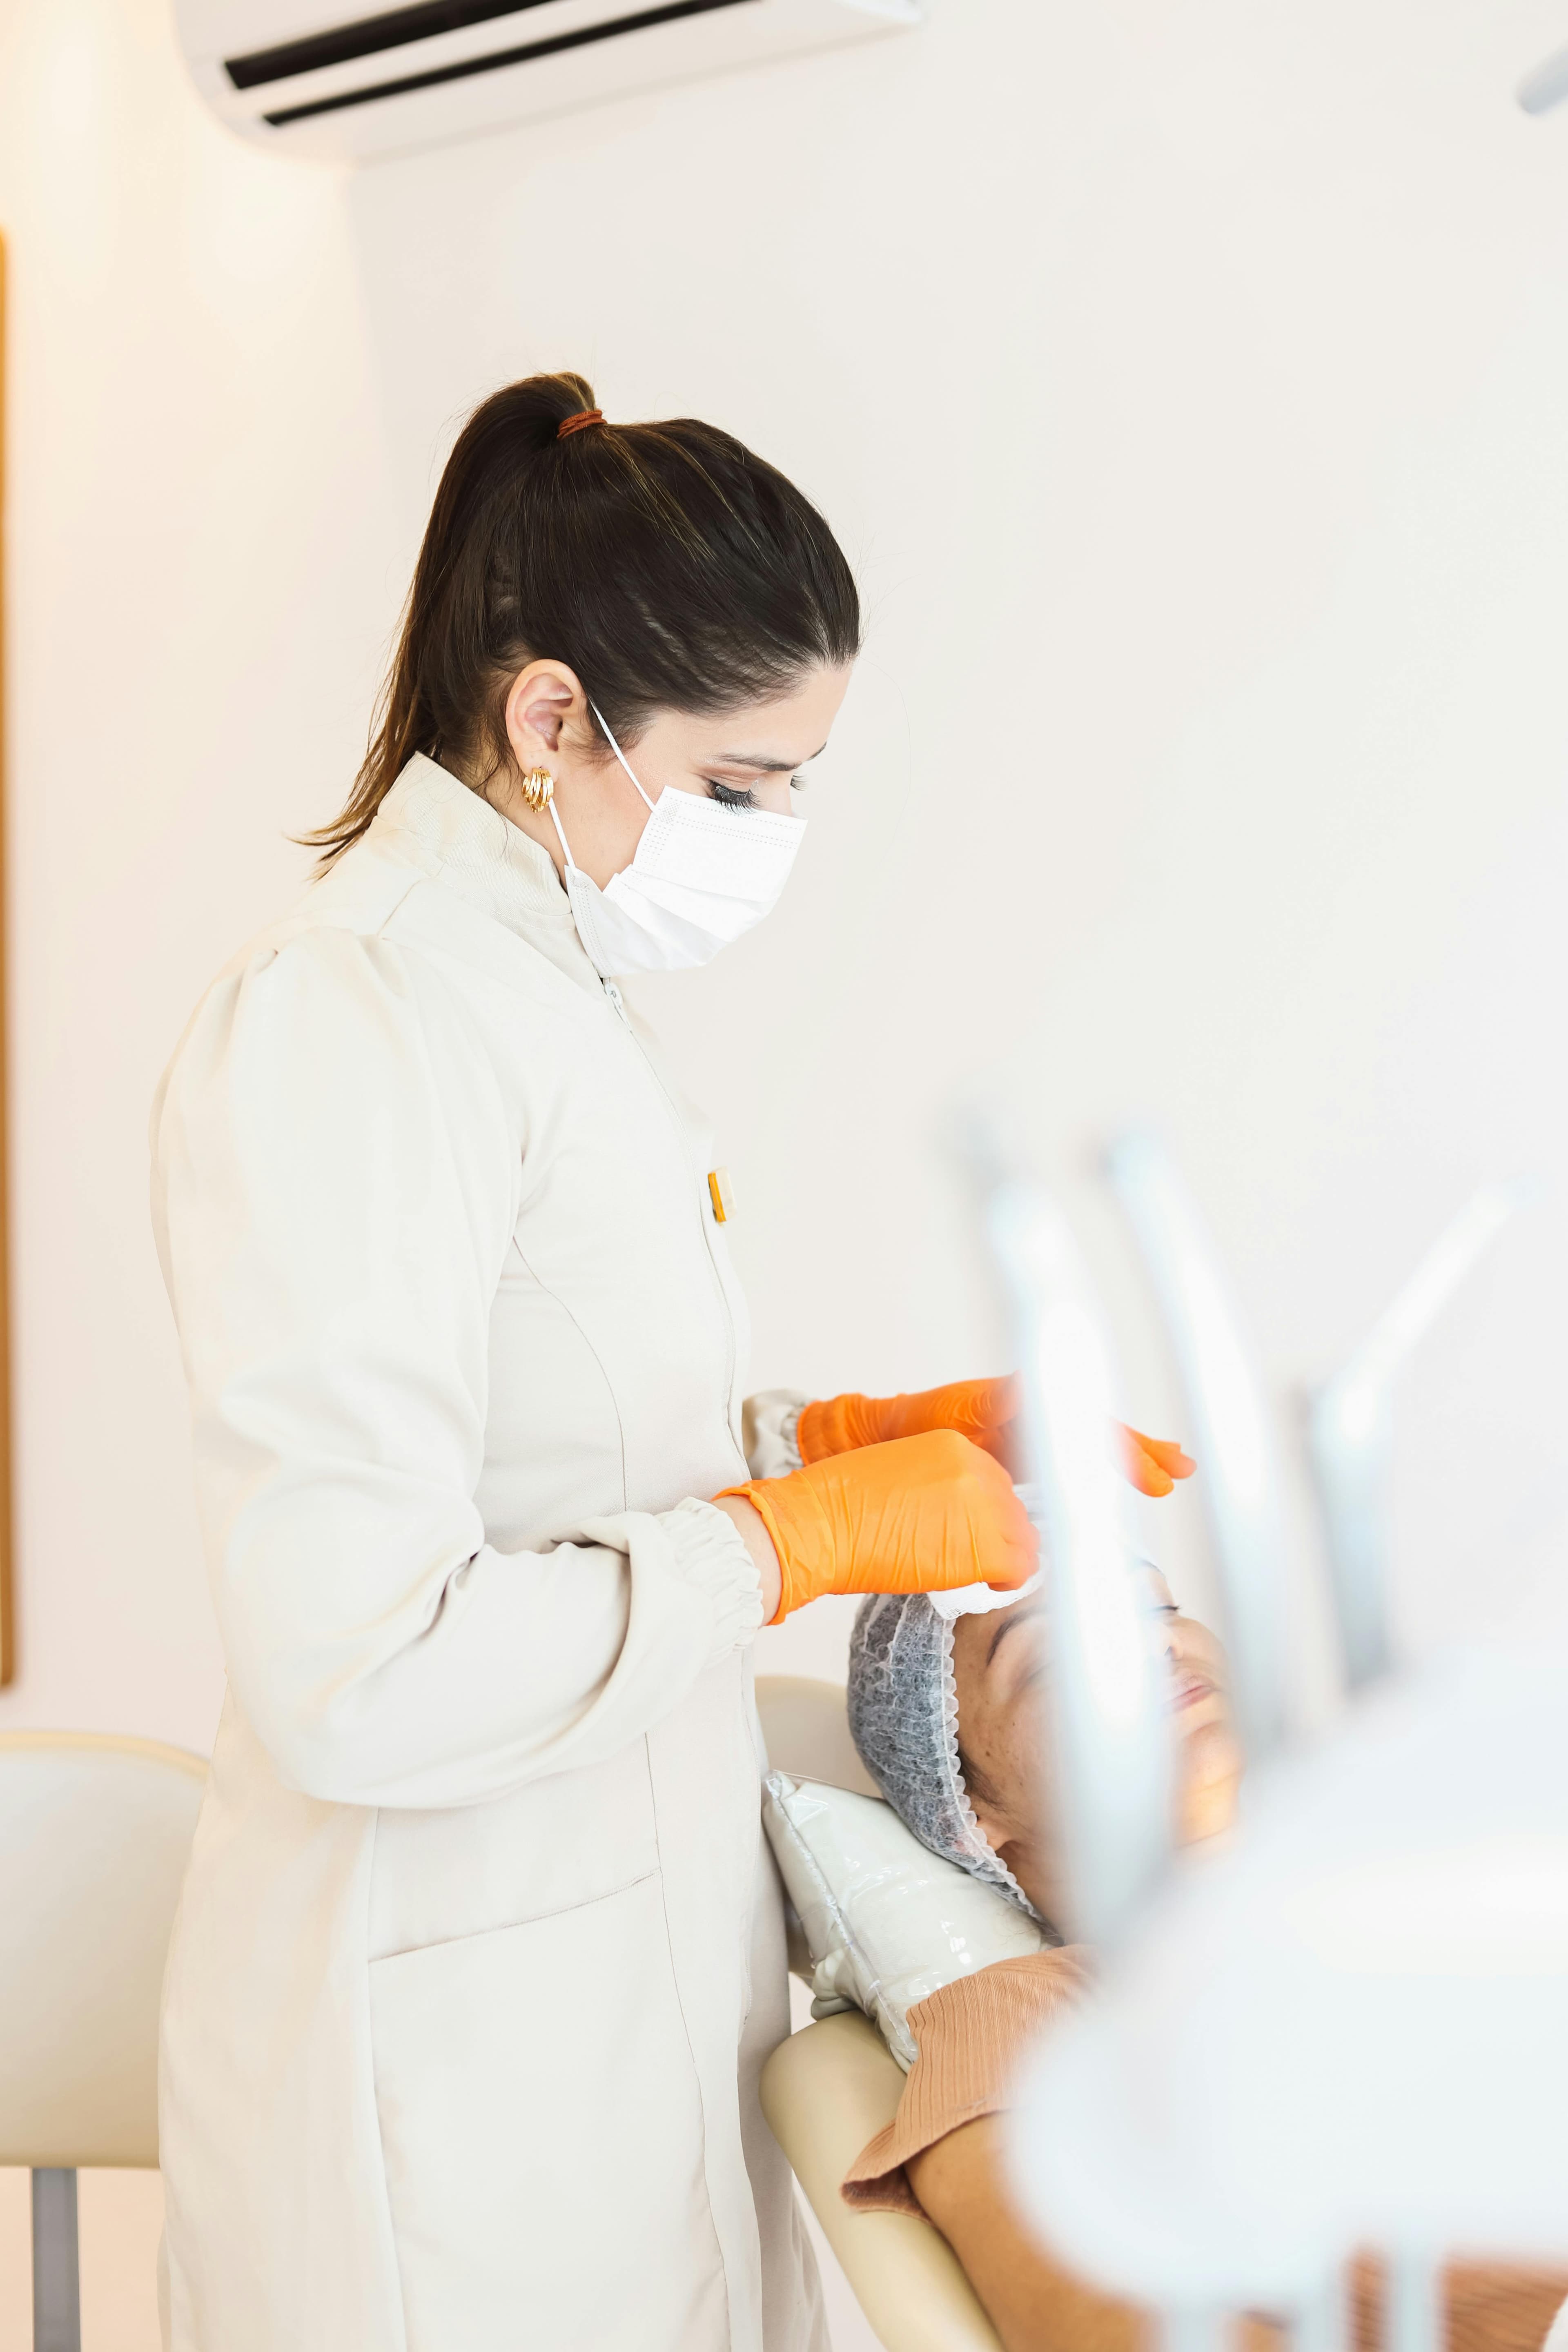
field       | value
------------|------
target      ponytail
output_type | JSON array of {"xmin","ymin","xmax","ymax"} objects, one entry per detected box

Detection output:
[{"xmin": 306, "ymin": 372, "xmax": 859, "ymax": 864}]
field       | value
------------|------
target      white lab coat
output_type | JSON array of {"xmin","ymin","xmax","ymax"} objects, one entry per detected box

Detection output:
[{"xmin": 150, "ymin": 757, "xmax": 827, "ymax": 2352}]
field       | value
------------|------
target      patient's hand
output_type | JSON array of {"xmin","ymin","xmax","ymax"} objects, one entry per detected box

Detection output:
[
  {"xmin": 908, "ymin": 2122, "xmax": 1568, "ymax": 2352},
  {"xmin": 906, "ymin": 2115, "xmax": 1149, "ymax": 2352}
]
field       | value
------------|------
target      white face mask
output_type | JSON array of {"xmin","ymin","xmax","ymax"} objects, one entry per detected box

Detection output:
[{"xmin": 544, "ymin": 704, "xmax": 807, "ymax": 978}]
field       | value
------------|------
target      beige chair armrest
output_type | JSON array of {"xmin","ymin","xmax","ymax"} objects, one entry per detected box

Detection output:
[{"xmin": 761, "ymin": 2013, "xmax": 1004, "ymax": 2352}]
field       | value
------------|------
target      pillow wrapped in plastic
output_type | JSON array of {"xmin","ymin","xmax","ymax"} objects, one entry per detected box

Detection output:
[{"xmin": 762, "ymin": 1769, "xmax": 1045, "ymax": 2070}]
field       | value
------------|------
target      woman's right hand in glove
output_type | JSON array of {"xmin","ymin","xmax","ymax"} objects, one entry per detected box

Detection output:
[{"xmin": 716, "ymin": 1428, "xmax": 1038, "ymax": 1626}]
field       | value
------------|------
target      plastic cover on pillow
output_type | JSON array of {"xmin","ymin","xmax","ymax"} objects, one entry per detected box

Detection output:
[{"xmin": 762, "ymin": 1769, "xmax": 1045, "ymax": 2069}]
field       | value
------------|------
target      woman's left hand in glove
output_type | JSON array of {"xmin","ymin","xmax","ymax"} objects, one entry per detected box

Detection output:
[{"xmin": 795, "ymin": 1376, "xmax": 1195, "ymax": 1499}]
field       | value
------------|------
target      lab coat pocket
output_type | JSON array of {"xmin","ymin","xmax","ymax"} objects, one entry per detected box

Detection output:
[
  {"xmin": 366, "ymin": 1736, "xmax": 660, "ymax": 1960},
  {"xmin": 369, "ymin": 1872, "xmax": 729, "ymax": 2352}
]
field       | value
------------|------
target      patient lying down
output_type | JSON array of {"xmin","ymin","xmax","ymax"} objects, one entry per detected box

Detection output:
[{"xmin": 840, "ymin": 1580, "xmax": 1568, "ymax": 2352}]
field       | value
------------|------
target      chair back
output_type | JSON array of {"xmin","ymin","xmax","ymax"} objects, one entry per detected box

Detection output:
[
  {"xmin": 755, "ymin": 1675, "xmax": 880, "ymax": 1799},
  {"xmin": 0, "ymin": 1732, "xmax": 205, "ymax": 2167}
]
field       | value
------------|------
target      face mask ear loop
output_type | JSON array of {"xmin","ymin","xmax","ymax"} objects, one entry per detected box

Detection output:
[
  {"xmin": 543, "ymin": 797, "xmax": 579, "ymax": 871},
  {"xmin": 590, "ymin": 700, "xmax": 657, "ymax": 815}
]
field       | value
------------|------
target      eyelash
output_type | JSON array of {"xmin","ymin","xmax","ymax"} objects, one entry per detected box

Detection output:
[{"xmin": 704, "ymin": 773, "xmax": 805, "ymax": 810}]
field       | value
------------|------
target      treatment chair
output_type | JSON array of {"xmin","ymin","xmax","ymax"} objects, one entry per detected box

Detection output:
[
  {"xmin": 755, "ymin": 1676, "xmax": 1004, "ymax": 2352},
  {"xmin": 0, "ymin": 1731, "xmax": 207, "ymax": 2352}
]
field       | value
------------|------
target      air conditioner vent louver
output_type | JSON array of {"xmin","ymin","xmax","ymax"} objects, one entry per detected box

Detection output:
[
  {"xmin": 225, "ymin": 0, "xmax": 560, "ymax": 89},
  {"xmin": 177, "ymin": 0, "xmax": 920, "ymax": 162},
  {"xmin": 259, "ymin": 0, "xmax": 753, "ymax": 126}
]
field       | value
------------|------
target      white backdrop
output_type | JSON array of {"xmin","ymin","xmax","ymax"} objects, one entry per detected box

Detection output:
[
  {"xmin": 5, "ymin": 4, "xmax": 1568, "ymax": 2343},
  {"xmin": 2, "ymin": 0, "xmax": 1568, "ymax": 1754}
]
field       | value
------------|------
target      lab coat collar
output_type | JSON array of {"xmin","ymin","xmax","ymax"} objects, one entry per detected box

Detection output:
[{"xmin": 371, "ymin": 754, "xmax": 581, "ymax": 953}]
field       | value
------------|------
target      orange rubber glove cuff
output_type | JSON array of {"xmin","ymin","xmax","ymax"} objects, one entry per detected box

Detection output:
[
  {"xmin": 736, "ymin": 1483, "xmax": 807, "ymax": 1626},
  {"xmin": 719, "ymin": 1428, "xmax": 1038, "ymax": 1626}
]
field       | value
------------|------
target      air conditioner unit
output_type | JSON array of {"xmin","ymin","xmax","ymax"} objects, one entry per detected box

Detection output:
[{"xmin": 174, "ymin": 0, "xmax": 922, "ymax": 164}]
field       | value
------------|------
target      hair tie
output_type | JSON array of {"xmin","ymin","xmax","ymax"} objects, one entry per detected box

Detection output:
[{"xmin": 557, "ymin": 409, "xmax": 604, "ymax": 440}]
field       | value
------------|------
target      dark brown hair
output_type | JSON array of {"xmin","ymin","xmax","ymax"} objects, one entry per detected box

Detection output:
[{"xmin": 307, "ymin": 371, "xmax": 860, "ymax": 863}]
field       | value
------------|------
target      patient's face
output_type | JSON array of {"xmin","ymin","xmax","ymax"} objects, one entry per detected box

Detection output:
[{"xmin": 950, "ymin": 1570, "xmax": 1241, "ymax": 1927}]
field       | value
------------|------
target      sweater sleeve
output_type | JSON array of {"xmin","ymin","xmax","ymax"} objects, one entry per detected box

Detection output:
[
  {"xmin": 841, "ymin": 1949, "xmax": 1092, "ymax": 2216},
  {"xmin": 151, "ymin": 925, "xmax": 760, "ymax": 1811}
]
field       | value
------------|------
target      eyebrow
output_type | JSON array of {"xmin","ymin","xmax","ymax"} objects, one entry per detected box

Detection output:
[
  {"xmin": 710, "ymin": 742, "xmax": 829, "ymax": 771},
  {"xmin": 987, "ymin": 1608, "xmax": 1039, "ymax": 1666}
]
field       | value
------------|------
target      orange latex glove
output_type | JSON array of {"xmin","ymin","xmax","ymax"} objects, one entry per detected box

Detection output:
[
  {"xmin": 720, "ymin": 1428, "xmax": 1038, "ymax": 1625},
  {"xmin": 796, "ymin": 1376, "xmax": 1195, "ymax": 1499},
  {"xmin": 1119, "ymin": 1425, "xmax": 1196, "ymax": 1499}
]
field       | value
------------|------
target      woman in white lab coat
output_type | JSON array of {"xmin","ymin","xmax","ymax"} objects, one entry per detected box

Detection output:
[{"xmin": 150, "ymin": 374, "xmax": 1041, "ymax": 2352}]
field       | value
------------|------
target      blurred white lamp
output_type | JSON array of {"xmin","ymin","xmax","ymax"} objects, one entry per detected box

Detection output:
[
  {"xmin": 1519, "ymin": 45, "xmax": 1568, "ymax": 115},
  {"xmin": 1104, "ymin": 1131, "xmax": 1289, "ymax": 1763},
  {"xmin": 1304, "ymin": 1181, "xmax": 1523, "ymax": 1690},
  {"xmin": 985, "ymin": 1175, "xmax": 1174, "ymax": 1948},
  {"xmin": 1009, "ymin": 1645, "xmax": 1568, "ymax": 2349}
]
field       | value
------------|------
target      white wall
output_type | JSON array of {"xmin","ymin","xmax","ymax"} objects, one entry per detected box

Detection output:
[
  {"xmin": 0, "ymin": 0, "xmax": 399, "ymax": 1748},
  {"xmin": 340, "ymin": 0, "xmax": 1568, "ymax": 1696},
  {"xmin": 3, "ymin": 0, "xmax": 1568, "ymax": 1734}
]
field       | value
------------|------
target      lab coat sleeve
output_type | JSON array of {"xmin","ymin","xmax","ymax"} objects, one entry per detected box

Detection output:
[
  {"xmin": 151, "ymin": 925, "xmax": 761, "ymax": 1809},
  {"xmin": 742, "ymin": 1388, "xmax": 809, "ymax": 1478}
]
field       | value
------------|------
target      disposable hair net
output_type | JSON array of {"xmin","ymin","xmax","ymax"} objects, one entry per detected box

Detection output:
[{"xmin": 846, "ymin": 1591, "xmax": 1050, "ymax": 1928}]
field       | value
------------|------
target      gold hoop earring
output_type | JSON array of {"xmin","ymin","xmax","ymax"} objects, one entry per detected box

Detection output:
[{"xmin": 519, "ymin": 766, "xmax": 555, "ymax": 812}]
